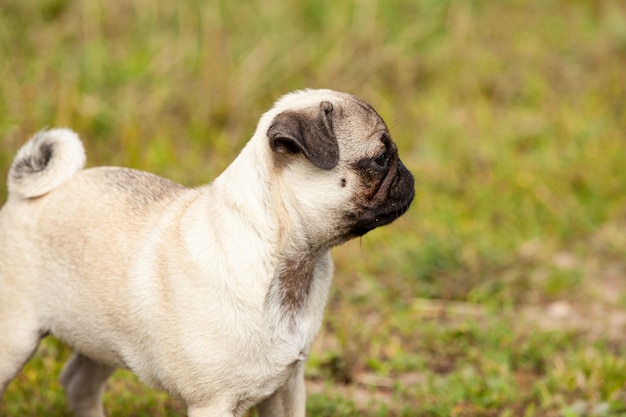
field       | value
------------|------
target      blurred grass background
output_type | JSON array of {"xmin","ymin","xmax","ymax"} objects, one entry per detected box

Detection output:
[{"xmin": 1, "ymin": 0, "xmax": 626, "ymax": 416}]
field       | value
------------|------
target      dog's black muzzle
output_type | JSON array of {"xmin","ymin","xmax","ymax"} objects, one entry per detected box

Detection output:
[{"xmin": 347, "ymin": 157, "xmax": 415, "ymax": 237}]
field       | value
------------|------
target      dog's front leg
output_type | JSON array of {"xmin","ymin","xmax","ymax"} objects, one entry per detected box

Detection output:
[{"xmin": 256, "ymin": 362, "xmax": 306, "ymax": 417}]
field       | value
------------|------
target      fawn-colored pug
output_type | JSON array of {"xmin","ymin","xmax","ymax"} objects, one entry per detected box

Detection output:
[{"xmin": 0, "ymin": 89, "xmax": 414, "ymax": 416}]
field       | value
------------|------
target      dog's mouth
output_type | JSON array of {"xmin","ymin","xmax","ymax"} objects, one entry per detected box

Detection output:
[
  {"xmin": 348, "ymin": 191, "xmax": 414, "ymax": 237},
  {"xmin": 345, "ymin": 160, "xmax": 415, "ymax": 237}
]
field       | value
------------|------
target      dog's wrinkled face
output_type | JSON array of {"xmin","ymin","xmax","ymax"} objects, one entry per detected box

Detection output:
[{"xmin": 266, "ymin": 91, "xmax": 415, "ymax": 245}]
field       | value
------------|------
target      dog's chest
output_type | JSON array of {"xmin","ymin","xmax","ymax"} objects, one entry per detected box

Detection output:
[{"xmin": 129, "ymin": 258, "xmax": 334, "ymax": 408}]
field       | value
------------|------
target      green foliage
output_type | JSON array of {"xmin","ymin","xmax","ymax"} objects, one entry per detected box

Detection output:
[{"xmin": 2, "ymin": 0, "xmax": 626, "ymax": 415}]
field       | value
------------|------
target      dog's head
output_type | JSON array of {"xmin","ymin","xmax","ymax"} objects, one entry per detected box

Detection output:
[{"xmin": 260, "ymin": 89, "xmax": 414, "ymax": 245}]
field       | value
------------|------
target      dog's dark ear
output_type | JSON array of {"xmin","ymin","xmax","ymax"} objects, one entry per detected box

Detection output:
[{"xmin": 267, "ymin": 101, "xmax": 339, "ymax": 170}]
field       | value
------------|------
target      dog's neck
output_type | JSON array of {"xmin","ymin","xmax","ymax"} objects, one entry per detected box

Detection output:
[
  {"xmin": 275, "ymin": 257, "xmax": 314, "ymax": 313},
  {"xmin": 274, "ymin": 245, "xmax": 324, "ymax": 308},
  {"xmin": 263, "ymin": 247, "xmax": 333, "ymax": 337},
  {"xmin": 212, "ymin": 140, "xmax": 334, "ymax": 331}
]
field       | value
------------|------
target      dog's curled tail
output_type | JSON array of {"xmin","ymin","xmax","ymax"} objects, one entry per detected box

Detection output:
[{"xmin": 8, "ymin": 128, "xmax": 86, "ymax": 199}]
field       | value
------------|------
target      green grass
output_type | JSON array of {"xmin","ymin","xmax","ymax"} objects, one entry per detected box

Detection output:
[{"xmin": 2, "ymin": 0, "xmax": 626, "ymax": 415}]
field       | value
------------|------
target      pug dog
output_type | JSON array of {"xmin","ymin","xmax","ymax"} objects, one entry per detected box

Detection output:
[{"xmin": 0, "ymin": 89, "xmax": 414, "ymax": 417}]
